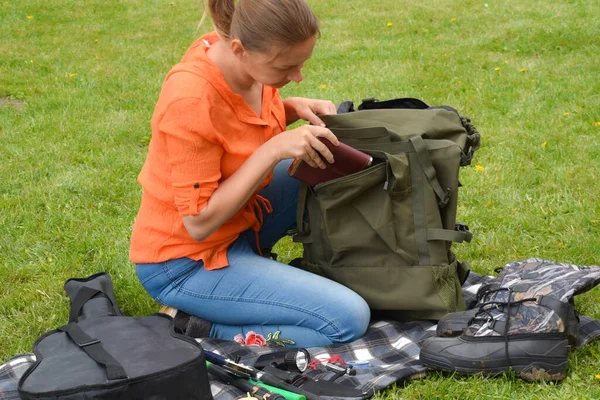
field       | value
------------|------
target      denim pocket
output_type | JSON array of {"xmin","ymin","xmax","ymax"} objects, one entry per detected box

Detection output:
[{"xmin": 164, "ymin": 258, "xmax": 201, "ymax": 282}]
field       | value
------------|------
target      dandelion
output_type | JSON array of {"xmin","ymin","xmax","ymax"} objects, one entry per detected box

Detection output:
[
  {"xmin": 386, "ymin": 22, "xmax": 393, "ymax": 27},
  {"xmin": 520, "ymin": 68, "xmax": 527, "ymax": 72},
  {"xmin": 591, "ymin": 220, "xmax": 598, "ymax": 225},
  {"xmin": 95, "ymin": 55, "xmax": 100, "ymax": 60},
  {"xmin": 26, "ymin": 15, "xmax": 33, "ymax": 19},
  {"xmin": 494, "ymin": 67, "xmax": 500, "ymax": 71},
  {"xmin": 475, "ymin": 165, "xmax": 484, "ymax": 171},
  {"xmin": 319, "ymin": 84, "xmax": 327, "ymax": 90},
  {"xmin": 94, "ymin": 39, "xmax": 99, "ymax": 43},
  {"xmin": 595, "ymin": 122, "xmax": 600, "ymax": 127},
  {"xmin": 450, "ymin": 18, "xmax": 456, "ymax": 22},
  {"xmin": 169, "ymin": 1, "xmax": 175, "ymax": 5},
  {"xmin": 541, "ymin": 141, "xmax": 547, "ymax": 148},
  {"xmin": 69, "ymin": 73, "xmax": 77, "ymax": 78},
  {"xmin": 563, "ymin": 112, "xmax": 570, "ymax": 116}
]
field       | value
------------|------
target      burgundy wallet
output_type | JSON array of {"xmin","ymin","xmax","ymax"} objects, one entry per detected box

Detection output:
[{"xmin": 287, "ymin": 137, "xmax": 373, "ymax": 186}]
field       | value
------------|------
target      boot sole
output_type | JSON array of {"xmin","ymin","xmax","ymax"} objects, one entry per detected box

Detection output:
[{"xmin": 420, "ymin": 337, "xmax": 569, "ymax": 381}]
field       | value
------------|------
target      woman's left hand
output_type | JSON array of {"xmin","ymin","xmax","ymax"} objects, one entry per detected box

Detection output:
[{"xmin": 283, "ymin": 97, "xmax": 337, "ymax": 127}]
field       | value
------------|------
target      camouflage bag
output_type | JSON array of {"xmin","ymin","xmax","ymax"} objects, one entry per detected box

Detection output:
[{"xmin": 421, "ymin": 258, "xmax": 600, "ymax": 381}]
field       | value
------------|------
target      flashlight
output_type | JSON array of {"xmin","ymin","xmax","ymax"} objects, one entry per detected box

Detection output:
[{"xmin": 254, "ymin": 349, "xmax": 311, "ymax": 373}]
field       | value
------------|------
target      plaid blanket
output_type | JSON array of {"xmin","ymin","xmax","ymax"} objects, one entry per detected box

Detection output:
[{"xmin": 2, "ymin": 272, "xmax": 600, "ymax": 400}]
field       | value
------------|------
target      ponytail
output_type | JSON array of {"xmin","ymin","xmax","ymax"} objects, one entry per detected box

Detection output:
[
  {"xmin": 207, "ymin": 0, "xmax": 236, "ymax": 38},
  {"xmin": 206, "ymin": 0, "xmax": 319, "ymax": 52}
]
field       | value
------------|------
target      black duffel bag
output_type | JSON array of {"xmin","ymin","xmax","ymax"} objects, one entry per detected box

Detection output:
[{"xmin": 18, "ymin": 272, "xmax": 213, "ymax": 400}]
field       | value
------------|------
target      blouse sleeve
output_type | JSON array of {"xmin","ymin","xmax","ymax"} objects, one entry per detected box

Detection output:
[{"xmin": 158, "ymin": 97, "xmax": 224, "ymax": 217}]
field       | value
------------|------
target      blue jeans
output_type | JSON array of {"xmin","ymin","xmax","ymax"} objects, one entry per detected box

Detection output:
[{"xmin": 136, "ymin": 160, "xmax": 370, "ymax": 348}]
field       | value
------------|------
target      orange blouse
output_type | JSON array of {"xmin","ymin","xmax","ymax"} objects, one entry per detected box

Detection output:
[{"xmin": 129, "ymin": 32, "xmax": 287, "ymax": 270}]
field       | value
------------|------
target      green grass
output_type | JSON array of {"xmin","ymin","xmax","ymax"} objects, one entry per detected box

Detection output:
[{"xmin": 1, "ymin": 0, "xmax": 600, "ymax": 398}]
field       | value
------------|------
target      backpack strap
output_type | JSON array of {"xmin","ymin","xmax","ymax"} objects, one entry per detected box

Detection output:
[
  {"xmin": 426, "ymin": 228, "xmax": 472, "ymax": 243},
  {"xmin": 293, "ymin": 183, "xmax": 311, "ymax": 244},
  {"xmin": 408, "ymin": 150, "xmax": 429, "ymax": 265},
  {"xmin": 459, "ymin": 115, "xmax": 481, "ymax": 166},
  {"xmin": 58, "ymin": 322, "xmax": 128, "ymax": 380},
  {"xmin": 457, "ymin": 261, "xmax": 471, "ymax": 285},
  {"xmin": 409, "ymin": 136, "xmax": 450, "ymax": 208}
]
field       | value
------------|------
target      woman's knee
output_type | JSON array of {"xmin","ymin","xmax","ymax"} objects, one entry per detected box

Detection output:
[{"xmin": 328, "ymin": 290, "xmax": 371, "ymax": 343}]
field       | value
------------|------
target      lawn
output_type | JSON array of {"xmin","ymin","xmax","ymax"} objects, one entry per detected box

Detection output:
[{"xmin": 1, "ymin": 0, "xmax": 600, "ymax": 398}]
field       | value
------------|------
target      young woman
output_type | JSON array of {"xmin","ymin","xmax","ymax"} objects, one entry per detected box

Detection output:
[{"xmin": 130, "ymin": 0, "xmax": 370, "ymax": 348}]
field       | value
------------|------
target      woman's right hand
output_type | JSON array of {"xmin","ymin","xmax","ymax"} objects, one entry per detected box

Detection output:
[{"xmin": 266, "ymin": 125, "xmax": 339, "ymax": 169}]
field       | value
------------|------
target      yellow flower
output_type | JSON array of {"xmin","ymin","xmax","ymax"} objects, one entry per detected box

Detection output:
[
  {"xmin": 94, "ymin": 39, "xmax": 99, "ymax": 43},
  {"xmin": 595, "ymin": 121, "xmax": 600, "ymax": 127},
  {"xmin": 450, "ymin": 18, "xmax": 456, "ymax": 22},
  {"xmin": 69, "ymin": 73, "xmax": 77, "ymax": 78},
  {"xmin": 520, "ymin": 68, "xmax": 527, "ymax": 72},
  {"xmin": 387, "ymin": 22, "xmax": 393, "ymax": 27},
  {"xmin": 494, "ymin": 67, "xmax": 500, "ymax": 71},
  {"xmin": 95, "ymin": 55, "xmax": 100, "ymax": 60},
  {"xmin": 591, "ymin": 220, "xmax": 598, "ymax": 225},
  {"xmin": 169, "ymin": 1, "xmax": 174, "ymax": 5},
  {"xmin": 319, "ymin": 84, "xmax": 327, "ymax": 90},
  {"xmin": 26, "ymin": 15, "xmax": 33, "ymax": 19},
  {"xmin": 475, "ymin": 165, "xmax": 484, "ymax": 171},
  {"xmin": 563, "ymin": 112, "xmax": 570, "ymax": 116},
  {"xmin": 541, "ymin": 141, "xmax": 547, "ymax": 148}
]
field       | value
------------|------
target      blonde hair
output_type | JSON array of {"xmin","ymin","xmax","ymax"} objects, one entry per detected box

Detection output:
[{"xmin": 207, "ymin": 0, "xmax": 320, "ymax": 52}]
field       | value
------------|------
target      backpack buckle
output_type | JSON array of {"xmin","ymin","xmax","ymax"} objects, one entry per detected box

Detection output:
[
  {"xmin": 361, "ymin": 97, "xmax": 378, "ymax": 104},
  {"xmin": 438, "ymin": 188, "xmax": 451, "ymax": 208},
  {"xmin": 455, "ymin": 223, "xmax": 470, "ymax": 233},
  {"xmin": 79, "ymin": 338, "xmax": 101, "ymax": 348}
]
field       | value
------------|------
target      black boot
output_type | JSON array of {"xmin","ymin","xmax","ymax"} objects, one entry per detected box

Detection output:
[
  {"xmin": 422, "ymin": 288, "xmax": 571, "ymax": 381},
  {"xmin": 422, "ymin": 258, "xmax": 600, "ymax": 381},
  {"xmin": 436, "ymin": 297, "xmax": 580, "ymax": 347},
  {"xmin": 437, "ymin": 260, "xmax": 585, "ymax": 345},
  {"xmin": 160, "ymin": 306, "xmax": 213, "ymax": 338}
]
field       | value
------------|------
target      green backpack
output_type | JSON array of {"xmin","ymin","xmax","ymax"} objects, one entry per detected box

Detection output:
[{"xmin": 292, "ymin": 98, "xmax": 481, "ymax": 320}]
